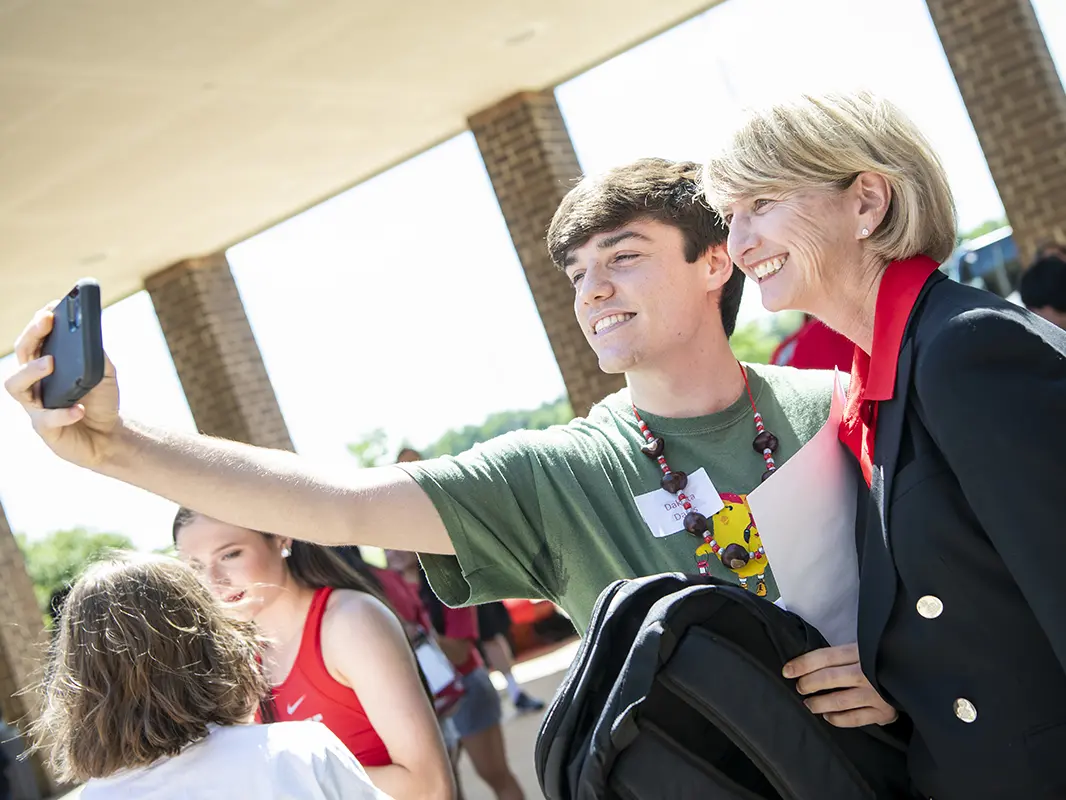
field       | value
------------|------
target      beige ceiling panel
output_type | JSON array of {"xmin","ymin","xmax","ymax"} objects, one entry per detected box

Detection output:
[{"xmin": 0, "ymin": 0, "xmax": 718, "ymax": 351}]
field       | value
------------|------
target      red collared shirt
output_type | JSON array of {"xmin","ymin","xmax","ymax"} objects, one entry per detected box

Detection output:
[
  {"xmin": 771, "ymin": 317, "xmax": 855, "ymax": 372},
  {"xmin": 838, "ymin": 256, "xmax": 941, "ymax": 485}
]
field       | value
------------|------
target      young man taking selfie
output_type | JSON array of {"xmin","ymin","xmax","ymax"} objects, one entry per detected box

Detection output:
[{"xmin": 6, "ymin": 157, "xmax": 892, "ymax": 728}]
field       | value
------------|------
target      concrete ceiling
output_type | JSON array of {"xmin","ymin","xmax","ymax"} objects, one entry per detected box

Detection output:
[{"xmin": 0, "ymin": 0, "xmax": 717, "ymax": 354}]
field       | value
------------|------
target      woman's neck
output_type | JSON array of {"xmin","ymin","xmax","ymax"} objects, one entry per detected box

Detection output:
[
  {"xmin": 809, "ymin": 259, "xmax": 885, "ymax": 355},
  {"xmin": 626, "ymin": 325, "xmax": 745, "ymax": 418},
  {"xmin": 254, "ymin": 581, "xmax": 317, "ymax": 648}
]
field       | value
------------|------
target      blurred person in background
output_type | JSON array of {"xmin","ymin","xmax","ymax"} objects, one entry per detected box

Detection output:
[
  {"xmin": 387, "ymin": 545, "xmax": 524, "ymax": 800},
  {"xmin": 0, "ymin": 703, "xmax": 40, "ymax": 800},
  {"xmin": 395, "ymin": 448, "xmax": 545, "ymax": 715},
  {"xmin": 1019, "ymin": 254, "xmax": 1066, "ymax": 330},
  {"xmin": 476, "ymin": 602, "xmax": 546, "ymax": 714},
  {"xmin": 1034, "ymin": 240, "xmax": 1066, "ymax": 261},
  {"xmin": 770, "ymin": 314, "xmax": 854, "ymax": 371}
]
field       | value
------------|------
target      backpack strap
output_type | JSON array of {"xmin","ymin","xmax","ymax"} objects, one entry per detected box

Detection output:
[
  {"xmin": 658, "ymin": 627, "xmax": 875, "ymax": 799},
  {"xmin": 606, "ymin": 719, "xmax": 769, "ymax": 800}
]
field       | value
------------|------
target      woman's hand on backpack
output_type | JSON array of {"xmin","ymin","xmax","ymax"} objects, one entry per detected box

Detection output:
[{"xmin": 782, "ymin": 643, "xmax": 898, "ymax": 728}]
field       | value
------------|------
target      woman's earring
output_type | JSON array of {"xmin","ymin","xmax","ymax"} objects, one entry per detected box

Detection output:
[
  {"xmin": 280, "ymin": 547, "xmax": 292, "ymax": 559},
  {"xmin": 861, "ymin": 227, "xmax": 870, "ymax": 237}
]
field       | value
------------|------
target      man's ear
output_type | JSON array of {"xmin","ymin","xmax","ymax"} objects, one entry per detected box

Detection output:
[{"xmin": 703, "ymin": 243, "xmax": 736, "ymax": 292}]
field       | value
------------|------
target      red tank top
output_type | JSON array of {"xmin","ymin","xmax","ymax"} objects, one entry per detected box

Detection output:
[{"xmin": 266, "ymin": 586, "xmax": 392, "ymax": 767}]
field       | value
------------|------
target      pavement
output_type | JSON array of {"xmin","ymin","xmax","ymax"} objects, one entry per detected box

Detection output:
[{"xmin": 56, "ymin": 638, "xmax": 579, "ymax": 800}]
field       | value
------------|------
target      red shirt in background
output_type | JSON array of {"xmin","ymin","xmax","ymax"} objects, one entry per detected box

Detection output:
[
  {"xmin": 373, "ymin": 567, "xmax": 434, "ymax": 632},
  {"xmin": 377, "ymin": 567, "xmax": 485, "ymax": 677},
  {"xmin": 440, "ymin": 605, "xmax": 484, "ymax": 677},
  {"xmin": 771, "ymin": 317, "xmax": 855, "ymax": 372}
]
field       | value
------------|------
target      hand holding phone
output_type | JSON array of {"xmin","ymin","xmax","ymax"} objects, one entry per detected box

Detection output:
[
  {"xmin": 39, "ymin": 279, "xmax": 105, "ymax": 409},
  {"xmin": 3, "ymin": 281, "xmax": 119, "ymax": 471}
]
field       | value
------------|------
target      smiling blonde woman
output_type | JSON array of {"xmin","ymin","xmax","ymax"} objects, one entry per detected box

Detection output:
[{"xmin": 704, "ymin": 90, "xmax": 1066, "ymax": 800}]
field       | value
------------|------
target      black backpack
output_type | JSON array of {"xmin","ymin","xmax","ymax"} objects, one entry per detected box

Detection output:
[{"xmin": 535, "ymin": 573, "xmax": 912, "ymax": 800}]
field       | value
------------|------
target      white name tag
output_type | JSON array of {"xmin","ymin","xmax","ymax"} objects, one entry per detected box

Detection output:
[{"xmin": 634, "ymin": 467, "xmax": 725, "ymax": 538}]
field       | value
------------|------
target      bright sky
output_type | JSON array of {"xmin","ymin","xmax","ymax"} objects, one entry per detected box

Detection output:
[{"xmin": 2, "ymin": 0, "xmax": 1064, "ymax": 552}]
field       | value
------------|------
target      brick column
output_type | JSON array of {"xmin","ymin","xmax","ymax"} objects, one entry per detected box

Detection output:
[
  {"xmin": 0, "ymin": 501, "xmax": 55, "ymax": 792},
  {"xmin": 145, "ymin": 253, "xmax": 294, "ymax": 450},
  {"xmin": 469, "ymin": 91, "xmax": 625, "ymax": 417},
  {"xmin": 926, "ymin": 0, "xmax": 1066, "ymax": 262}
]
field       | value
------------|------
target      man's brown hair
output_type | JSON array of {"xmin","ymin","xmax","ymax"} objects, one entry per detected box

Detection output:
[
  {"xmin": 547, "ymin": 157, "xmax": 745, "ymax": 336},
  {"xmin": 30, "ymin": 552, "xmax": 268, "ymax": 782}
]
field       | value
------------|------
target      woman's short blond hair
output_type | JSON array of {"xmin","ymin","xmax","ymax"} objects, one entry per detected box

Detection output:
[
  {"xmin": 29, "ymin": 552, "xmax": 268, "ymax": 783},
  {"xmin": 702, "ymin": 90, "xmax": 958, "ymax": 264}
]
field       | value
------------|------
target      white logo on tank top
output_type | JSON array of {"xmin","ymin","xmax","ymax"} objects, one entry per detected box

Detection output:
[{"xmin": 286, "ymin": 695, "xmax": 306, "ymax": 715}]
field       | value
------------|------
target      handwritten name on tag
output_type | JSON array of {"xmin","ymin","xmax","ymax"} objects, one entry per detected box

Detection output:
[{"xmin": 634, "ymin": 467, "xmax": 725, "ymax": 538}]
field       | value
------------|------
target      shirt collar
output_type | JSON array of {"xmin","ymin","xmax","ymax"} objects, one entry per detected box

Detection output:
[{"xmin": 865, "ymin": 255, "xmax": 941, "ymax": 401}]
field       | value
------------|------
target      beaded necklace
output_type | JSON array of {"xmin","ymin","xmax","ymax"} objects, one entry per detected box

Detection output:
[{"xmin": 633, "ymin": 362, "xmax": 778, "ymax": 595}]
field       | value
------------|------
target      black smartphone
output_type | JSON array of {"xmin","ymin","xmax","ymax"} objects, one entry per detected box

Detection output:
[{"xmin": 39, "ymin": 279, "xmax": 105, "ymax": 409}]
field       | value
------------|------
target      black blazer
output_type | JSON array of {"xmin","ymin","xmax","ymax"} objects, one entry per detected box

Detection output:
[{"xmin": 856, "ymin": 271, "xmax": 1066, "ymax": 800}]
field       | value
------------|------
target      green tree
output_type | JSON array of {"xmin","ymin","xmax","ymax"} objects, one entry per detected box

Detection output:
[
  {"xmin": 730, "ymin": 319, "xmax": 787, "ymax": 365},
  {"xmin": 349, "ymin": 318, "xmax": 804, "ymax": 466},
  {"xmin": 420, "ymin": 396, "xmax": 574, "ymax": 457},
  {"xmin": 958, "ymin": 217, "xmax": 1009, "ymax": 244},
  {"xmin": 347, "ymin": 427, "xmax": 390, "ymax": 468},
  {"xmin": 349, "ymin": 397, "xmax": 575, "ymax": 464},
  {"xmin": 17, "ymin": 528, "xmax": 135, "ymax": 620}
]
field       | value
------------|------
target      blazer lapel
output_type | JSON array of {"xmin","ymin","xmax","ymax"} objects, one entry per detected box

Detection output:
[{"xmin": 856, "ymin": 338, "xmax": 914, "ymax": 684}]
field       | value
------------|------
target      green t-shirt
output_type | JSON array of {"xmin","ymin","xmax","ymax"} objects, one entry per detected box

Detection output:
[{"xmin": 400, "ymin": 363, "xmax": 834, "ymax": 633}]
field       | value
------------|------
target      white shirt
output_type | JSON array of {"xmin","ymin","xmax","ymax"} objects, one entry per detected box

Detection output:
[{"xmin": 79, "ymin": 721, "xmax": 391, "ymax": 799}]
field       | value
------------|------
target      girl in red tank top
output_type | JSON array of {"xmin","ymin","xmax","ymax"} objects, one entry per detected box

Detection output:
[
  {"xmin": 174, "ymin": 509, "xmax": 455, "ymax": 800},
  {"xmin": 267, "ymin": 586, "xmax": 391, "ymax": 766}
]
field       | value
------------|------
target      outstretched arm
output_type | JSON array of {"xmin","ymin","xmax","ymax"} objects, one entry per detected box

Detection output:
[{"xmin": 4, "ymin": 303, "xmax": 454, "ymax": 555}]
